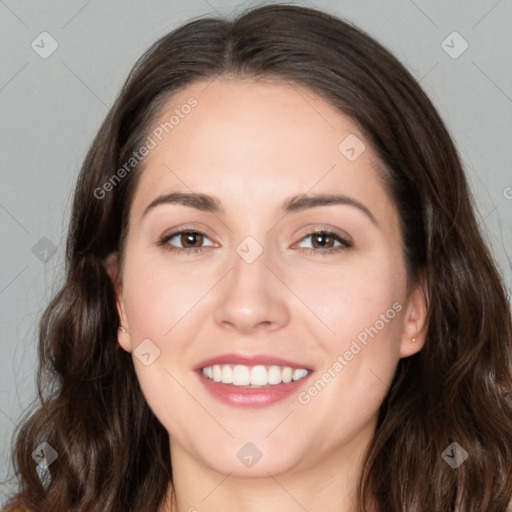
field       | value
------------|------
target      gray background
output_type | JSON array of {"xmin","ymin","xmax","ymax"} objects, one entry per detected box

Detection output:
[{"xmin": 1, "ymin": 0, "xmax": 511, "ymax": 503}]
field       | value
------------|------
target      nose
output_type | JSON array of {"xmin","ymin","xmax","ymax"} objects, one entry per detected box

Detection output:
[{"xmin": 213, "ymin": 245, "xmax": 290, "ymax": 334}]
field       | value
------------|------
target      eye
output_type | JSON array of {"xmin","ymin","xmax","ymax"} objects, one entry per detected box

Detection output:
[
  {"xmin": 295, "ymin": 229, "xmax": 352, "ymax": 256},
  {"xmin": 157, "ymin": 229, "xmax": 214, "ymax": 254},
  {"xmin": 157, "ymin": 228, "xmax": 352, "ymax": 256}
]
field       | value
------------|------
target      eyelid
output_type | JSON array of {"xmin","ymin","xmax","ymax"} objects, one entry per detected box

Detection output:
[
  {"xmin": 293, "ymin": 224, "xmax": 352, "ymax": 245},
  {"xmin": 159, "ymin": 223, "xmax": 216, "ymax": 240}
]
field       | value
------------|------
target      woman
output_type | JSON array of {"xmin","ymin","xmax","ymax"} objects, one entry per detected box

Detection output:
[{"xmin": 4, "ymin": 4, "xmax": 512, "ymax": 511}]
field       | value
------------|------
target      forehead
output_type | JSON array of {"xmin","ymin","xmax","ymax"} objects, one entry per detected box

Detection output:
[{"xmin": 128, "ymin": 77, "xmax": 396, "ymax": 231}]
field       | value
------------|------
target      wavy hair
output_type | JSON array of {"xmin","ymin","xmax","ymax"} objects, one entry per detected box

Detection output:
[{"xmin": 4, "ymin": 4, "xmax": 512, "ymax": 511}]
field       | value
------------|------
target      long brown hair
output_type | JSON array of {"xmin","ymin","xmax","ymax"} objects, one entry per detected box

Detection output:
[{"xmin": 4, "ymin": 4, "xmax": 512, "ymax": 511}]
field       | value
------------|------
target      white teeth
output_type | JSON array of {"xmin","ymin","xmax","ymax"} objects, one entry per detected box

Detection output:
[
  {"xmin": 250, "ymin": 365, "xmax": 268, "ymax": 386},
  {"xmin": 268, "ymin": 365, "xmax": 282, "ymax": 385},
  {"xmin": 233, "ymin": 365, "xmax": 250, "ymax": 386},
  {"xmin": 212, "ymin": 364, "xmax": 222, "ymax": 383},
  {"xmin": 293, "ymin": 368, "xmax": 308, "ymax": 381},
  {"xmin": 201, "ymin": 364, "xmax": 310, "ymax": 387},
  {"xmin": 282, "ymin": 367, "xmax": 293, "ymax": 383},
  {"xmin": 221, "ymin": 364, "xmax": 233, "ymax": 384}
]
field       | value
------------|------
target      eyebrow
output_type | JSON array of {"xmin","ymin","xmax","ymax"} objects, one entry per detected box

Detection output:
[{"xmin": 142, "ymin": 191, "xmax": 378, "ymax": 226}]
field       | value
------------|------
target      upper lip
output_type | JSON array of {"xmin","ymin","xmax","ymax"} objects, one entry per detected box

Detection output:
[{"xmin": 195, "ymin": 353, "xmax": 313, "ymax": 371}]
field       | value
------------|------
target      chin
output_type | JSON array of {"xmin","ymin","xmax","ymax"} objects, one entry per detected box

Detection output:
[{"xmin": 196, "ymin": 441, "xmax": 308, "ymax": 478}]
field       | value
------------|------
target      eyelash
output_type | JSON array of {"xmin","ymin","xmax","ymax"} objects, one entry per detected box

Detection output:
[{"xmin": 157, "ymin": 228, "xmax": 352, "ymax": 256}]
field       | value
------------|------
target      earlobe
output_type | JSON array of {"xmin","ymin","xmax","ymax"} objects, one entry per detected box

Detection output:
[
  {"xmin": 399, "ymin": 270, "xmax": 429, "ymax": 358},
  {"xmin": 117, "ymin": 325, "xmax": 132, "ymax": 352}
]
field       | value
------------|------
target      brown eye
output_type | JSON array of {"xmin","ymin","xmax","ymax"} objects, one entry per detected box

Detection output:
[
  {"xmin": 296, "ymin": 229, "xmax": 352, "ymax": 256},
  {"xmin": 157, "ymin": 229, "xmax": 214, "ymax": 254},
  {"xmin": 180, "ymin": 231, "xmax": 204, "ymax": 248},
  {"xmin": 311, "ymin": 232, "xmax": 336, "ymax": 249}
]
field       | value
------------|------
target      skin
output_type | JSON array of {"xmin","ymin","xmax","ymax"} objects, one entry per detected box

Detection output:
[{"xmin": 106, "ymin": 77, "xmax": 428, "ymax": 512}]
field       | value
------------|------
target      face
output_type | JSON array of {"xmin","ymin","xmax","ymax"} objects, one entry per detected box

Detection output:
[{"xmin": 107, "ymin": 78, "xmax": 427, "ymax": 478}]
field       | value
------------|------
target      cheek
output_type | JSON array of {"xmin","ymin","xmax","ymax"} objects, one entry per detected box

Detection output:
[
  {"xmin": 293, "ymin": 256, "xmax": 406, "ymax": 412},
  {"xmin": 121, "ymin": 255, "xmax": 209, "ymax": 439},
  {"xmin": 122, "ymin": 253, "xmax": 204, "ymax": 340},
  {"xmin": 325, "ymin": 265, "xmax": 405, "ymax": 390},
  {"xmin": 292, "ymin": 252, "xmax": 405, "ymax": 345}
]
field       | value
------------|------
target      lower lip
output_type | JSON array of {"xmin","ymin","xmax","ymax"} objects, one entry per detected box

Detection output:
[{"xmin": 197, "ymin": 370, "xmax": 313, "ymax": 408}]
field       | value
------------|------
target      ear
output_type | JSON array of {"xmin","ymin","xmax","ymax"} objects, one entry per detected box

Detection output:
[
  {"xmin": 104, "ymin": 252, "xmax": 132, "ymax": 352},
  {"xmin": 398, "ymin": 269, "xmax": 429, "ymax": 358}
]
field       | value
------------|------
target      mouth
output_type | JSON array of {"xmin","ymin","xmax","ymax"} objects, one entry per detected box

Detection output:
[{"xmin": 195, "ymin": 354, "xmax": 314, "ymax": 407}]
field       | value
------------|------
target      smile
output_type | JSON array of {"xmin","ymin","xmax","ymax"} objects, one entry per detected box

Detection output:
[{"xmin": 201, "ymin": 364, "xmax": 310, "ymax": 387}]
